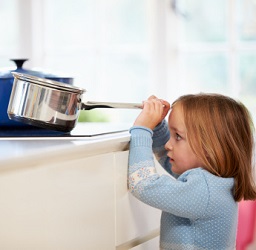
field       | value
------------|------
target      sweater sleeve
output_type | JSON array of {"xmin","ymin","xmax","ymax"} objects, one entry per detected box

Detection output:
[
  {"xmin": 128, "ymin": 126, "xmax": 209, "ymax": 220},
  {"xmin": 152, "ymin": 120, "xmax": 178, "ymax": 177}
]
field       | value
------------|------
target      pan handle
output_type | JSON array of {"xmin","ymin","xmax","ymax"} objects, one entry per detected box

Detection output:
[{"xmin": 81, "ymin": 101, "xmax": 142, "ymax": 110}]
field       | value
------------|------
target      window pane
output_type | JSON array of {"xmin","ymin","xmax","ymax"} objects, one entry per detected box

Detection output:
[
  {"xmin": 178, "ymin": 0, "xmax": 227, "ymax": 43},
  {"xmin": 45, "ymin": 0, "xmax": 96, "ymax": 50},
  {"xmin": 180, "ymin": 53, "xmax": 228, "ymax": 93},
  {"xmin": 104, "ymin": 0, "xmax": 149, "ymax": 44},
  {"xmin": 239, "ymin": 53, "xmax": 256, "ymax": 94},
  {"xmin": 0, "ymin": 0, "xmax": 19, "ymax": 67},
  {"xmin": 44, "ymin": 0, "xmax": 149, "ymax": 50},
  {"xmin": 102, "ymin": 54, "xmax": 150, "ymax": 101},
  {"xmin": 43, "ymin": 0, "xmax": 152, "ymax": 122},
  {"xmin": 237, "ymin": 0, "xmax": 256, "ymax": 41},
  {"xmin": 239, "ymin": 53, "xmax": 256, "ymax": 121}
]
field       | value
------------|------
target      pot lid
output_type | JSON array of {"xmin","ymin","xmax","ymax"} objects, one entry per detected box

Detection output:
[
  {"xmin": 12, "ymin": 72, "xmax": 85, "ymax": 94},
  {"xmin": 0, "ymin": 59, "xmax": 44, "ymax": 78},
  {"xmin": 0, "ymin": 59, "xmax": 73, "ymax": 79}
]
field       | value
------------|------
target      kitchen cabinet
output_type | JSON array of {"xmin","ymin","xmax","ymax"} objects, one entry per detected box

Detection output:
[
  {"xmin": 0, "ymin": 130, "xmax": 160, "ymax": 250},
  {"xmin": 130, "ymin": 237, "xmax": 159, "ymax": 250}
]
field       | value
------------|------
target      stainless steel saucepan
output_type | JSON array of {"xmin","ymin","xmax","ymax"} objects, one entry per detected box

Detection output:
[{"xmin": 7, "ymin": 72, "xmax": 142, "ymax": 132}]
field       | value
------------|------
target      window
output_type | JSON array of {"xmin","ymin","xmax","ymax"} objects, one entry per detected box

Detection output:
[
  {"xmin": 42, "ymin": 0, "xmax": 156, "ymax": 122},
  {"xmin": 166, "ymin": 0, "xmax": 256, "ymax": 122},
  {"xmin": 0, "ymin": 1, "xmax": 18, "ymax": 67},
  {"xmin": 1, "ymin": 0, "xmax": 256, "ymax": 123}
]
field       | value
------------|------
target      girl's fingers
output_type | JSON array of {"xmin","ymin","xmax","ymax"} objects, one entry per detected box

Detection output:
[
  {"xmin": 144, "ymin": 98, "xmax": 165, "ymax": 116},
  {"xmin": 135, "ymin": 96, "xmax": 169, "ymax": 129},
  {"xmin": 160, "ymin": 99, "xmax": 170, "ymax": 109},
  {"xmin": 148, "ymin": 95, "xmax": 157, "ymax": 100}
]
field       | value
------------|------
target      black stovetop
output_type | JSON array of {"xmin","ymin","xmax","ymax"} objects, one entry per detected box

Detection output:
[{"xmin": 0, "ymin": 122, "xmax": 130, "ymax": 138}]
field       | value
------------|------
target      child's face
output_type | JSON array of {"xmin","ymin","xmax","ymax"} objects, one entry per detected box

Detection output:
[{"xmin": 165, "ymin": 103, "xmax": 204, "ymax": 175}]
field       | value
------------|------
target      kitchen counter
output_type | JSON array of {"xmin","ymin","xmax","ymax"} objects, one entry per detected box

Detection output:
[
  {"xmin": 0, "ymin": 122, "xmax": 160, "ymax": 250},
  {"xmin": 0, "ymin": 122, "xmax": 131, "ymax": 169}
]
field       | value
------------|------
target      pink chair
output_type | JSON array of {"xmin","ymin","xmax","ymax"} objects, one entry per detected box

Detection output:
[{"xmin": 236, "ymin": 200, "xmax": 256, "ymax": 250}]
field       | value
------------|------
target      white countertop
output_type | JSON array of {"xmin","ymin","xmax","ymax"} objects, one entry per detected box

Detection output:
[
  {"xmin": 0, "ymin": 123, "xmax": 161, "ymax": 250},
  {"xmin": 0, "ymin": 123, "xmax": 131, "ymax": 171}
]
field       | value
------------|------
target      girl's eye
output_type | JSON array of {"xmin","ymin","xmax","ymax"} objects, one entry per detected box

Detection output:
[{"xmin": 175, "ymin": 133, "xmax": 182, "ymax": 141}]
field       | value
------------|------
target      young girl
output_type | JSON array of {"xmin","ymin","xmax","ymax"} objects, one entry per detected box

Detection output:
[{"xmin": 128, "ymin": 93, "xmax": 256, "ymax": 250}]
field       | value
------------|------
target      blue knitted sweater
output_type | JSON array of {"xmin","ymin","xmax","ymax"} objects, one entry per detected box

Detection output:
[{"xmin": 128, "ymin": 120, "xmax": 238, "ymax": 250}]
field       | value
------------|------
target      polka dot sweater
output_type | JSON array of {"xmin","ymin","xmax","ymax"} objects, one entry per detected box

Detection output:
[{"xmin": 128, "ymin": 121, "xmax": 238, "ymax": 250}]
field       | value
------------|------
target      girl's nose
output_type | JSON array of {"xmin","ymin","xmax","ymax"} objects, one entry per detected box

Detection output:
[{"xmin": 165, "ymin": 139, "xmax": 173, "ymax": 151}]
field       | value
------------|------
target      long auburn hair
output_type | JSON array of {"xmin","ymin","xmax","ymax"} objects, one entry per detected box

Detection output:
[{"xmin": 173, "ymin": 93, "xmax": 256, "ymax": 202}]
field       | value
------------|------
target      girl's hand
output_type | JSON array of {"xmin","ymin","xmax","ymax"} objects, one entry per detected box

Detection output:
[{"xmin": 134, "ymin": 96, "xmax": 170, "ymax": 130}]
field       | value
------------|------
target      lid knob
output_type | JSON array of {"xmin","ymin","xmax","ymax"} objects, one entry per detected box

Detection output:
[{"xmin": 10, "ymin": 59, "xmax": 28, "ymax": 69}]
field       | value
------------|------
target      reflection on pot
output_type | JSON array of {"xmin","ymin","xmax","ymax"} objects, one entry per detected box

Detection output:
[{"xmin": 0, "ymin": 59, "xmax": 74, "ymax": 127}]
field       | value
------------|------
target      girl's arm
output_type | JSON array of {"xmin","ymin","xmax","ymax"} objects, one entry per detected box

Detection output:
[
  {"xmin": 152, "ymin": 120, "xmax": 178, "ymax": 177},
  {"xmin": 128, "ymin": 126, "xmax": 209, "ymax": 220}
]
